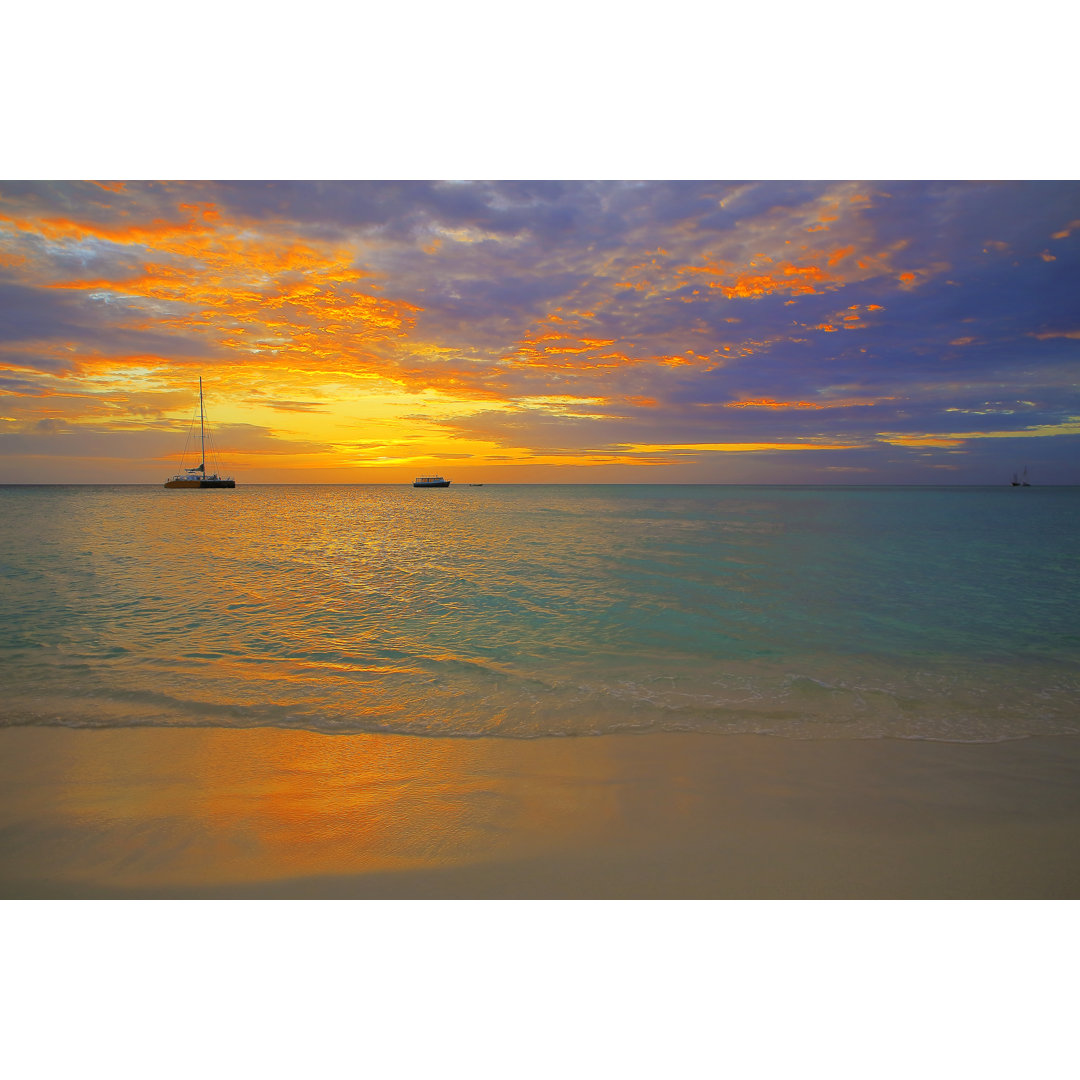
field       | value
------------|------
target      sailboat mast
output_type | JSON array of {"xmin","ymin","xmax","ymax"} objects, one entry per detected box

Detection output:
[{"xmin": 164, "ymin": 376, "xmax": 235, "ymax": 488}]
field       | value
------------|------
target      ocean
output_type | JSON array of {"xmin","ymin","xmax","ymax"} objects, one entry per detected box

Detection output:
[{"xmin": 2, "ymin": 484, "xmax": 1078, "ymax": 743}]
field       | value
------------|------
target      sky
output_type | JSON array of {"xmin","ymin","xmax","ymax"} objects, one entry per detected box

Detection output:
[{"xmin": 1, "ymin": 179, "xmax": 1078, "ymax": 484}]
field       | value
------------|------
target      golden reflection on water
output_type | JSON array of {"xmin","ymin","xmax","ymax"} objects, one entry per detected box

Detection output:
[{"xmin": 0, "ymin": 727, "xmax": 626, "ymax": 892}]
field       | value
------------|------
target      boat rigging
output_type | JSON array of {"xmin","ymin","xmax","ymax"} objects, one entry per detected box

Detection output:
[{"xmin": 164, "ymin": 377, "xmax": 236, "ymax": 489}]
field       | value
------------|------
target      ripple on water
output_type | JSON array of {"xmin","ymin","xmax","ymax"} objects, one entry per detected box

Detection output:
[{"xmin": 1, "ymin": 484, "xmax": 1079, "ymax": 742}]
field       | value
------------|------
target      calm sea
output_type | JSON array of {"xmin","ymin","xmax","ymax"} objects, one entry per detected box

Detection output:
[{"xmin": 1, "ymin": 485, "xmax": 1077, "ymax": 742}]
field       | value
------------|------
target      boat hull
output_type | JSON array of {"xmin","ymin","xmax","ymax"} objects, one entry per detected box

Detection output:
[
  {"xmin": 164, "ymin": 479, "xmax": 236, "ymax": 488},
  {"xmin": 413, "ymin": 481, "xmax": 451, "ymax": 488}
]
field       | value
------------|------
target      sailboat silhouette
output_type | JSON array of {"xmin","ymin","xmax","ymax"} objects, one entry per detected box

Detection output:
[{"xmin": 164, "ymin": 377, "xmax": 236, "ymax": 489}]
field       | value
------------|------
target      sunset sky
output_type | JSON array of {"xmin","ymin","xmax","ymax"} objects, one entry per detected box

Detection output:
[{"xmin": 1, "ymin": 179, "xmax": 1078, "ymax": 484}]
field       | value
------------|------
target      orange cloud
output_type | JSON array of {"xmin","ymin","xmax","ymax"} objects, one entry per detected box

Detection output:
[
  {"xmin": 726, "ymin": 398, "xmax": 827, "ymax": 409},
  {"xmin": 879, "ymin": 434, "xmax": 967, "ymax": 448},
  {"xmin": 0, "ymin": 206, "xmax": 217, "ymax": 249},
  {"xmin": 615, "ymin": 439, "xmax": 863, "ymax": 455},
  {"xmin": 879, "ymin": 418, "xmax": 1080, "ymax": 448},
  {"xmin": 25, "ymin": 211, "xmax": 425, "ymax": 389},
  {"xmin": 1030, "ymin": 329, "xmax": 1080, "ymax": 340},
  {"xmin": 676, "ymin": 233, "xmax": 917, "ymax": 303},
  {"xmin": 895, "ymin": 263, "xmax": 948, "ymax": 290},
  {"xmin": 723, "ymin": 397, "xmax": 880, "ymax": 410},
  {"xmin": 503, "ymin": 307, "xmax": 704, "ymax": 381},
  {"xmin": 706, "ymin": 263, "xmax": 835, "ymax": 299}
]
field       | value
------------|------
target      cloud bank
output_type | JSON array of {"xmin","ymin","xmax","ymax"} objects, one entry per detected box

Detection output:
[{"xmin": 1, "ymin": 180, "xmax": 1077, "ymax": 482}]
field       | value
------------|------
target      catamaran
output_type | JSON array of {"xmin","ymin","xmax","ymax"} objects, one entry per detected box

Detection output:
[{"xmin": 164, "ymin": 377, "xmax": 236, "ymax": 489}]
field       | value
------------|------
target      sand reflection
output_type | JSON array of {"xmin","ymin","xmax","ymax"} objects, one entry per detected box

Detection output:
[
  {"xmin": 5, "ymin": 727, "xmax": 1080, "ymax": 897},
  {"xmin": 0, "ymin": 727, "xmax": 627, "ymax": 893}
]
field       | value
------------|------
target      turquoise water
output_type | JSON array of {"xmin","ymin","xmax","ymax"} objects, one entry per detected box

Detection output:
[{"xmin": 1, "ymin": 485, "xmax": 1078, "ymax": 741}]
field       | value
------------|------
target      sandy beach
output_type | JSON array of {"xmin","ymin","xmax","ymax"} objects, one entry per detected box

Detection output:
[{"xmin": 2, "ymin": 726, "xmax": 1079, "ymax": 899}]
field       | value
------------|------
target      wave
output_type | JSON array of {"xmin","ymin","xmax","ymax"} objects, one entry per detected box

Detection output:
[
  {"xmin": 4, "ymin": 484, "xmax": 1079, "ymax": 744},
  {"xmin": 4, "ymin": 653, "xmax": 1079, "ymax": 744}
]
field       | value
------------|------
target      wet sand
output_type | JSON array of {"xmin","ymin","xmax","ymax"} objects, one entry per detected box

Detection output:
[{"xmin": 2, "ymin": 726, "xmax": 1080, "ymax": 898}]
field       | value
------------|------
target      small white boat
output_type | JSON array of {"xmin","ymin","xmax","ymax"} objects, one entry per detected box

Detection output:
[{"xmin": 413, "ymin": 475, "xmax": 451, "ymax": 488}]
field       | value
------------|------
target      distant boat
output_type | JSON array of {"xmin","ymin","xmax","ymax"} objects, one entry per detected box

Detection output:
[
  {"xmin": 413, "ymin": 475, "xmax": 451, "ymax": 488},
  {"xmin": 1011, "ymin": 467, "xmax": 1031, "ymax": 487},
  {"xmin": 164, "ymin": 377, "xmax": 236, "ymax": 489}
]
